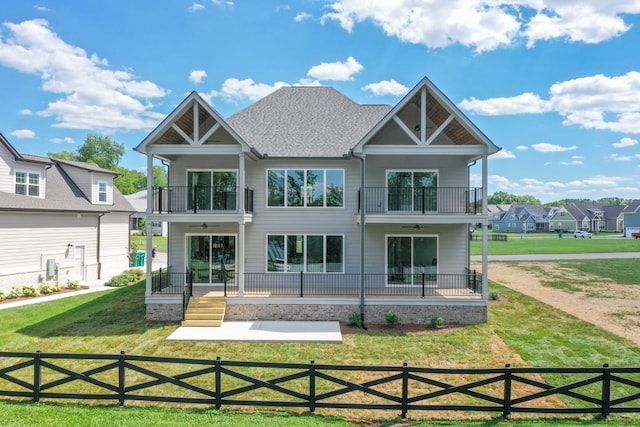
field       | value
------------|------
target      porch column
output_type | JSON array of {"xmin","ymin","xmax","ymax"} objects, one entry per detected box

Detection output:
[
  {"xmin": 238, "ymin": 221, "xmax": 245, "ymax": 296},
  {"xmin": 145, "ymin": 155, "xmax": 153, "ymax": 297},
  {"xmin": 238, "ymin": 152, "xmax": 245, "ymax": 213},
  {"xmin": 481, "ymin": 154, "xmax": 489, "ymax": 300}
]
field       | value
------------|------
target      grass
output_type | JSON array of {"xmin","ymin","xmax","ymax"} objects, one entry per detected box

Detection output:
[
  {"xmin": 1, "ymin": 260, "xmax": 640, "ymax": 425},
  {"xmin": 470, "ymin": 235, "xmax": 640, "ymax": 255},
  {"xmin": 130, "ymin": 235, "xmax": 167, "ymax": 252}
]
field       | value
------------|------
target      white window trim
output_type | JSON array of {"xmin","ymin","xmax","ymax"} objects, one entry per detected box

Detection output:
[
  {"xmin": 97, "ymin": 180, "xmax": 108, "ymax": 203},
  {"xmin": 265, "ymin": 233, "xmax": 345, "ymax": 273},
  {"xmin": 385, "ymin": 169, "xmax": 439, "ymax": 212},
  {"xmin": 266, "ymin": 168, "xmax": 345, "ymax": 209},
  {"xmin": 14, "ymin": 170, "xmax": 43, "ymax": 198}
]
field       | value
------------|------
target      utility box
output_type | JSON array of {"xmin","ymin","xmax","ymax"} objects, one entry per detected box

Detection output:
[{"xmin": 46, "ymin": 258, "xmax": 57, "ymax": 278}]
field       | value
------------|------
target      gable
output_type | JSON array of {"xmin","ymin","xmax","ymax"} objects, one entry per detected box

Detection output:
[
  {"xmin": 354, "ymin": 77, "xmax": 501, "ymax": 158},
  {"xmin": 135, "ymin": 92, "xmax": 253, "ymax": 161}
]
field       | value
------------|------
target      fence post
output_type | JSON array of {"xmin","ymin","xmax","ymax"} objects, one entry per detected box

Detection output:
[
  {"xmin": 193, "ymin": 185, "xmax": 198, "ymax": 213},
  {"xmin": 223, "ymin": 270, "xmax": 227, "ymax": 297},
  {"xmin": 300, "ymin": 271, "xmax": 304, "ymax": 297},
  {"xmin": 401, "ymin": 362, "xmax": 409, "ymax": 418},
  {"xmin": 422, "ymin": 187, "xmax": 426, "ymax": 213},
  {"xmin": 118, "ymin": 351, "xmax": 126, "ymax": 406},
  {"xmin": 601, "ymin": 363, "xmax": 611, "ymax": 419},
  {"xmin": 215, "ymin": 356, "xmax": 222, "ymax": 410},
  {"xmin": 503, "ymin": 364, "xmax": 512, "ymax": 420},
  {"xmin": 309, "ymin": 360, "xmax": 316, "ymax": 413},
  {"xmin": 421, "ymin": 273, "xmax": 425, "ymax": 298},
  {"xmin": 33, "ymin": 351, "xmax": 41, "ymax": 403}
]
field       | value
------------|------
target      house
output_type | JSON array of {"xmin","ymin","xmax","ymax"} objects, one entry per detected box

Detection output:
[
  {"xmin": 135, "ymin": 77, "xmax": 500, "ymax": 324},
  {"xmin": 622, "ymin": 199, "xmax": 640, "ymax": 237},
  {"xmin": 126, "ymin": 190, "xmax": 167, "ymax": 236},
  {"xmin": 549, "ymin": 203, "xmax": 625, "ymax": 233},
  {"xmin": 0, "ymin": 133, "xmax": 135, "ymax": 290},
  {"xmin": 490, "ymin": 204, "xmax": 555, "ymax": 233}
]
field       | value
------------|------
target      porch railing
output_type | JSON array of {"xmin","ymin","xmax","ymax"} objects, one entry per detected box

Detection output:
[
  {"xmin": 152, "ymin": 186, "xmax": 254, "ymax": 214},
  {"xmin": 150, "ymin": 271, "xmax": 482, "ymax": 298},
  {"xmin": 359, "ymin": 187, "xmax": 482, "ymax": 215}
]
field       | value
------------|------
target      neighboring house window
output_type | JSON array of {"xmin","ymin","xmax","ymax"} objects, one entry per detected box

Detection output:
[
  {"xmin": 98, "ymin": 181, "xmax": 108, "ymax": 202},
  {"xmin": 387, "ymin": 170, "xmax": 437, "ymax": 212},
  {"xmin": 15, "ymin": 171, "xmax": 40, "ymax": 197},
  {"xmin": 187, "ymin": 170, "xmax": 237, "ymax": 211},
  {"xmin": 560, "ymin": 211, "xmax": 566, "ymax": 217},
  {"xmin": 267, "ymin": 234, "xmax": 344, "ymax": 272},
  {"xmin": 267, "ymin": 169, "xmax": 344, "ymax": 208}
]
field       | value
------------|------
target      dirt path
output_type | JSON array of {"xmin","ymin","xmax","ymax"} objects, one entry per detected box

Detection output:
[{"xmin": 473, "ymin": 262, "xmax": 640, "ymax": 347}]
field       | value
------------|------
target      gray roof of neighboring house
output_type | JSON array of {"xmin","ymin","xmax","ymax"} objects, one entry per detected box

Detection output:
[
  {"xmin": 623, "ymin": 199, "xmax": 640, "ymax": 214},
  {"xmin": 603, "ymin": 205, "xmax": 625, "ymax": 218},
  {"xmin": 0, "ymin": 155, "xmax": 133, "ymax": 214},
  {"xmin": 227, "ymin": 86, "xmax": 391, "ymax": 158},
  {"xmin": 125, "ymin": 190, "xmax": 148, "ymax": 212}
]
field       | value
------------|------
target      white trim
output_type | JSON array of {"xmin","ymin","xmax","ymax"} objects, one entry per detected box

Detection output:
[
  {"xmin": 384, "ymin": 234, "xmax": 439, "ymax": 286},
  {"xmin": 14, "ymin": 169, "xmax": 43, "ymax": 198},
  {"xmin": 265, "ymin": 233, "xmax": 345, "ymax": 273},
  {"xmin": 185, "ymin": 233, "xmax": 238, "ymax": 285},
  {"xmin": 265, "ymin": 168, "xmax": 345, "ymax": 209}
]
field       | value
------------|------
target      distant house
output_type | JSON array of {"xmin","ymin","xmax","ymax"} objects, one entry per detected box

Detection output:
[
  {"xmin": 490, "ymin": 204, "xmax": 555, "ymax": 233},
  {"xmin": 622, "ymin": 199, "xmax": 640, "ymax": 237},
  {"xmin": 125, "ymin": 190, "xmax": 167, "ymax": 236},
  {"xmin": 549, "ymin": 203, "xmax": 626, "ymax": 233},
  {"xmin": 0, "ymin": 133, "xmax": 135, "ymax": 290}
]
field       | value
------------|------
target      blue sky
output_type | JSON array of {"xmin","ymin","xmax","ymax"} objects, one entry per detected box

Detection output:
[{"xmin": 1, "ymin": 1, "xmax": 640, "ymax": 203}]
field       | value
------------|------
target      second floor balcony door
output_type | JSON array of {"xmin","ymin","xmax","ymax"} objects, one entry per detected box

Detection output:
[
  {"xmin": 187, "ymin": 170, "xmax": 237, "ymax": 212},
  {"xmin": 387, "ymin": 171, "xmax": 437, "ymax": 213}
]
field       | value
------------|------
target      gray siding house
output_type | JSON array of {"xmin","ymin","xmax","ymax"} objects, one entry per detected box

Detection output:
[
  {"xmin": 549, "ymin": 203, "xmax": 626, "ymax": 233},
  {"xmin": 136, "ymin": 78, "xmax": 500, "ymax": 325},
  {"xmin": 490, "ymin": 204, "xmax": 554, "ymax": 233},
  {"xmin": 0, "ymin": 134, "xmax": 135, "ymax": 289},
  {"xmin": 623, "ymin": 200, "xmax": 640, "ymax": 237}
]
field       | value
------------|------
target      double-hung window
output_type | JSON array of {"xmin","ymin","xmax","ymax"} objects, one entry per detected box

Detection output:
[
  {"xmin": 98, "ymin": 181, "xmax": 108, "ymax": 203},
  {"xmin": 15, "ymin": 171, "xmax": 40, "ymax": 197},
  {"xmin": 267, "ymin": 234, "xmax": 344, "ymax": 273},
  {"xmin": 267, "ymin": 169, "xmax": 343, "ymax": 207}
]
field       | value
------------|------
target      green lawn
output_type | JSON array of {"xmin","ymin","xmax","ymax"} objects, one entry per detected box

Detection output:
[
  {"xmin": 1, "ymin": 260, "xmax": 639, "ymax": 425},
  {"xmin": 471, "ymin": 235, "xmax": 640, "ymax": 255},
  {"xmin": 130, "ymin": 235, "xmax": 167, "ymax": 252}
]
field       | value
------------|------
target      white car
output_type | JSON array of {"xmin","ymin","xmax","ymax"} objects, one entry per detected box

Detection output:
[{"xmin": 573, "ymin": 230, "xmax": 592, "ymax": 238}]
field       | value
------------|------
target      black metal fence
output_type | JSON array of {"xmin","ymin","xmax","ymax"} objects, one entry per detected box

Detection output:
[
  {"xmin": 471, "ymin": 234, "xmax": 508, "ymax": 241},
  {"xmin": 359, "ymin": 187, "xmax": 482, "ymax": 215},
  {"xmin": 150, "ymin": 272, "xmax": 483, "ymax": 298},
  {"xmin": 1, "ymin": 352, "xmax": 639, "ymax": 419},
  {"xmin": 152, "ymin": 186, "xmax": 254, "ymax": 214}
]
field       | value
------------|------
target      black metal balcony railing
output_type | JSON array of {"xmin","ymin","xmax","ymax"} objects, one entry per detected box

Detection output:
[
  {"xmin": 152, "ymin": 186, "xmax": 254, "ymax": 214},
  {"xmin": 358, "ymin": 187, "xmax": 482, "ymax": 214},
  {"xmin": 151, "ymin": 272, "xmax": 482, "ymax": 299}
]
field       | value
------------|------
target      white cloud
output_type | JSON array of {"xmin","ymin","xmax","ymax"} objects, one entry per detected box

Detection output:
[
  {"xmin": 613, "ymin": 137, "xmax": 638, "ymax": 148},
  {"xmin": 294, "ymin": 12, "xmax": 312, "ymax": 22},
  {"xmin": 188, "ymin": 3, "xmax": 205, "ymax": 12},
  {"xmin": 50, "ymin": 136, "xmax": 74, "ymax": 144},
  {"xmin": 459, "ymin": 92, "xmax": 552, "ymax": 115},
  {"xmin": 516, "ymin": 145, "xmax": 528, "ymax": 151},
  {"xmin": 34, "ymin": 5, "xmax": 49, "ymax": 12},
  {"xmin": 19, "ymin": 109, "xmax": 33, "ymax": 115},
  {"xmin": 189, "ymin": 70, "xmax": 207, "ymax": 84},
  {"xmin": 10, "ymin": 129, "xmax": 36, "ymax": 139},
  {"xmin": 307, "ymin": 56, "xmax": 363, "ymax": 81},
  {"xmin": 610, "ymin": 153, "xmax": 634, "ymax": 161},
  {"xmin": 322, "ymin": 1, "xmax": 639, "ymax": 53},
  {"xmin": 362, "ymin": 79, "xmax": 408, "ymax": 96},
  {"xmin": 560, "ymin": 160, "xmax": 583, "ymax": 165},
  {"xmin": 208, "ymin": 78, "xmax": 289, "ymax": 103},
  {"xmin": 572, "ymin": 155, "xmax": 584, "ymax": 159},
  {"xmin": 490, "ymin": 149, "xmax": 516, "ymax": 159},
  {"xmin": 0, "ymin": 19, "xmax": 169, "ymax": 132},
  {"xmin": 211, "ymin": 0, "xmax": 234, "ymax": 7},
  {"xmin": 532, "ymin": 142, "xmax": 577, "ymax": 152}
]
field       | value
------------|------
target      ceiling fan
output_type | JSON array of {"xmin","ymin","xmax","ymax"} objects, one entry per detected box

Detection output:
[
  {"xmin": 401, "ymin": 224, "xmax": 426, "ymax": 230},
  {"xmin": 188, "ymin": 223, "xmax": 218, "ymax": 229}
]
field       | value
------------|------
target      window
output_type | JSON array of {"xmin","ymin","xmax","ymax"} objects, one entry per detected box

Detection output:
[
  {"xmin": 560, "ymin": 211, "xmax": 566, "ymax": 217},
  {"xmin": 387, "ymin": 170, "xmax": 437, "ymax": 212},
  {"xmin": 387, "ymin": 235, "xmax": 437, "ymax": 285},
  {"xmin": 98, "ymin": 181, "xmax": 107, "ymax": 202},
  {"xmin": 267, "ymin": 234, "xmax": 343, "ymax": 273},
  {"xmin": 267, "ymin": 169, "xmax": 343, "ymax": 207},
  {"xmin": 187, "ymin": 170, "xmax": 237, "ymax": 211},
  {"xmin": 15, "ymin": 171, "xmax": 40, "ymax": 197}
]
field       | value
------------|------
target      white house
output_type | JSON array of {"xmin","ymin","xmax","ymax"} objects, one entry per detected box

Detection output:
[
  {"xmin": 135, "ymin": 77, "xmax": 500, "ymax": 325},
  {"xmin": 0, "ymin": 134, "xmax": 135, "ymax": 289}
]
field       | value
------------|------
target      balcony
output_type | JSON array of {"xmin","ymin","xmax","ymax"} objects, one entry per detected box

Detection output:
[
  {"xmin": 152, "ymin": 186, "xmax": 254, "ymax": 214},
  {"xmin": 359, "ymin": 187, "xmax": 482, "ymax": 215}
]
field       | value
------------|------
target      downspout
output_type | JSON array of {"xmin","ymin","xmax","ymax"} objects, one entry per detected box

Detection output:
[
  {"xmin": 97, "ymin": 213, "xmax": 105, "ymax": 279},
  {"xmin": 350, "ymin": 150, "xmax": 367, "ymax": 330}
]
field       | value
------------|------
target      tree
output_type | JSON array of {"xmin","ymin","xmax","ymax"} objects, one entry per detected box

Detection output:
[
  {"xmin": 152, "ymin": 165, "xmax": 168, "ymax": 187},
  {"xmin": 488, "ymin": 191, "xmax": 541, "ymax": 205},
  {"xmin": 114, "ymin": 167, "xmax": 146, "ymax": 195},
  {"xmin": 76, "ymin": 134, "xmax": 125, "ymax": 170}
]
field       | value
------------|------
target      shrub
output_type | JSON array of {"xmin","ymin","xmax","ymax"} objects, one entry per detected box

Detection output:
[
  {"xmin": 38, "ymin": 283, "xmax": 53, "ymax": 294},
  {"xmin": 385, "ymin": 311, "xmax": 401, "ymax": 325},
  {"xmin": 21, "ymin": 285, "xmax": 38, "ymax": 298},
  {"xmin": 0, "ymin": 290, "xmax": 5, "ymax": 301},
  {"xmin": 430, "ymin": 316, "xmax": 444, "ymax": 329},
  {"xmin": 7, "ymin": 286, "xmax": 22, "ymax": 299},
  {"xmin": 66, "ymin": 280, "xmax": 80, "ymax": 289},
  {"xmin": 347, "ymin": 311, "xmax": 362, "ymax": 327},
  {"xmin": 490, "ymin": 291, "xmax": 500, "ymax": 301},
  {"xmin": 51, "ymin": 281, "xmax": 62, "ymax": 292}
]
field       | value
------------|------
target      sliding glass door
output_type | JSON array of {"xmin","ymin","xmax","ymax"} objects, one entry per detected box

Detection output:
[
  {"xmin": 387, "ymin": 171, "xmax": 438, "ymax": 212},
  {"xmin": 187, "ymin": 170, "xmax": 237, "ymax": 211},
  {"xmin": 187, "ymin": 235, "xmax": 236, "ymax": 284},
  {"xmin": 387, "ymin": 236, "xmax": 437, "ymax": 285}
]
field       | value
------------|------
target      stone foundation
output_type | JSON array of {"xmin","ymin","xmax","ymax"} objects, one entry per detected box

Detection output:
[{"xmin": 146, "ymin": 299, "xmax": 487, "ymax": 325}]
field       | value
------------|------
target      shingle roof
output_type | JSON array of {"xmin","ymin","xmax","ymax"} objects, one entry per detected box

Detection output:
[
  {"xmin": 623, "ymin": 199, "xmax": 640, "ymax": 214},
  {"xmin": 227, "ymin": 87, "xmax": 391, "ymax": 157}
]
